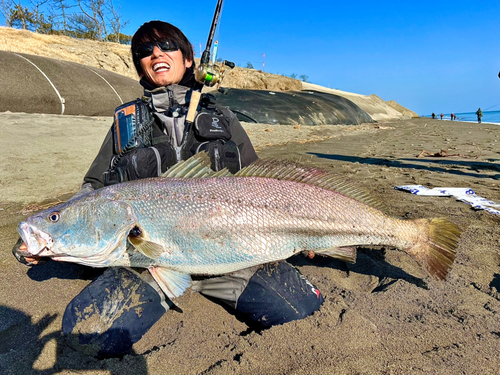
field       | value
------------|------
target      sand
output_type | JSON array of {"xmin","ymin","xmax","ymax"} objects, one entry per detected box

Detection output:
[{"xmin": 1, "ymin": 114, "xmax": 500, "ymax": 375}]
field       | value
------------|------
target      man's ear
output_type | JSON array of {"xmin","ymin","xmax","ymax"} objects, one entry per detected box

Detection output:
[{"xmin": 185, "ymin": 59, "xmax": 193, "ymax": 68}]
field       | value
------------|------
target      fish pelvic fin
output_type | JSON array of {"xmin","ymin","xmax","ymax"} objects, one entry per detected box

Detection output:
[
  {"xmin": 149, "ymin": 267, "xmax": 192, "ymax": 300},
  {"xmin": 313, "ymin": 246, "xmax": 357, "ymax": 263},
  {"xmin": 407, "ymin": 218, "xmax": 462, "ymax": 280}
]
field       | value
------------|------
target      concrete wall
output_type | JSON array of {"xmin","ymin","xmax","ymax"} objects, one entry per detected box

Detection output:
[
  {"xmin": 213, "ymin": 88, "xmax": 374, "ymax": 125},
  {"xmin": 0, "ymin": 51, "xmax": 143, "ymax": 116}
]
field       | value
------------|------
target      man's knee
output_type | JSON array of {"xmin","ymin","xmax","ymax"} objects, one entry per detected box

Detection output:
[
  {"xmin": 62, "ymin": 267, "xmax": 167, "ymax": 357},
  {"xmin": 236, "ymin": 262, "xmax": 324, "ymax": 327},
  {"xmin": 196, "ymin": 262, "xmax": 324, "ymax": 328}
]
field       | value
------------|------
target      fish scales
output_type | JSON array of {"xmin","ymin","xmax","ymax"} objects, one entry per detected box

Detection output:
[
  {"xmin": 16, "ymin": 154, "xmax": 462, "ymax": 299},
  {"xmin": 101, "ymin": 177, "xmax": 405, "ymax": 270}
]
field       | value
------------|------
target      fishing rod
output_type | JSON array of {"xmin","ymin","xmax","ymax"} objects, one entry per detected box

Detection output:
[
  {"xmin": 484, "ymin": 102, "xmax": 500, "ymax": 111},
  {"xmin": 194, "ymin": 0, "xmax": 235, "ymax": 88},
  {"xmin": 187, "ymin": 0, "xmax": 234, "ymax": 123}
]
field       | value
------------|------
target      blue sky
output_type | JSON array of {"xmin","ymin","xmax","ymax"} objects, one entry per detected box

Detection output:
[{"xmin": 6, "ymin": 1, "xmax": 500, "ymax": 115}]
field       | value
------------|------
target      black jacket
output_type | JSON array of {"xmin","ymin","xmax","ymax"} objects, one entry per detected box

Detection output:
[{"xmin": 83, "ymin": 76, "xmax": 258, "ymax": 190}]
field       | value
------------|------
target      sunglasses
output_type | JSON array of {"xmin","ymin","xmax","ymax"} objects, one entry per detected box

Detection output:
[{"xmin": 134, "ymin": 40, "xmax": 180, "ymax": 59}]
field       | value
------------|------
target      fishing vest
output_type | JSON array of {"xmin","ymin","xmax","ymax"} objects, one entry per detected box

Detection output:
[{"xmin": 103, "ymin": 93, "xmax": 241, "ymax": 186}]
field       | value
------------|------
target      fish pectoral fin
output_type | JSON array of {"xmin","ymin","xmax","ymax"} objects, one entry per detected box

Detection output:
[
  {"xmin": 149, "ymin": 267, "xmax": 192, "ymax": 300},
  {"xmin": 128, "ymin": 236, "xmax": 164, "ymax": 260},
  {"xmin": 315, "ymin": 246, "xmax": 357, "ymax": 263}
]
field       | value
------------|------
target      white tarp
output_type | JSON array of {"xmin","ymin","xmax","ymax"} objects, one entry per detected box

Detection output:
[{"xmin": 394, "ymin": 185, "xmax": 500, "ymax": 215}]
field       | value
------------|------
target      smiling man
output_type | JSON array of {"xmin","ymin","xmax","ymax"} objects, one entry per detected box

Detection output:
[
  {"xmin": 134, "ymin": 29, "xmax": 193, "ymax": 88},
  {"xmin": 83, "ymin": 20, "xmax": 258, "ymax": 188},
  {"xmin": 14, "ymin": 20, "xmax": 324, "ymax": 357}
]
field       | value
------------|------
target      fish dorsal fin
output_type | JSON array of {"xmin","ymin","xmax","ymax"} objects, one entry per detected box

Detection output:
[
  {"xmin": 161, "ymin": 153, "xmax": 233, "ymax": 178},
  {"xmin": 163, "ymin": 154, "xmax": 384, "ymax": 210},
  {"xmin": 234, "ymin": 158, "xmax": 386, "ymax": 211},
  {"xmin": 149, "ymin": 267, "xmax": 192, "ymax": 299}
]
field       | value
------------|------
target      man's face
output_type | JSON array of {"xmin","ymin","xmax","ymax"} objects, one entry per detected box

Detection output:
[{"xmin": 140, "ymin": 46, "xmax": 193, "ymax": 87}]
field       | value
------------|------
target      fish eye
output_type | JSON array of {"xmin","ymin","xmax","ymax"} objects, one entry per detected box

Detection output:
[{"xmin": 48, "ymin": 212, "xmax": 60, "ymax": 223}]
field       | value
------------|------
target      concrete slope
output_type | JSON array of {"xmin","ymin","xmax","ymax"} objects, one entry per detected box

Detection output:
[
  {"xmin": 213, "ymin": 88, "xmax": 373, "ymax": 125},
  {"xmin": 302, "ymin": 82, "xmax": 418, "ymax": 121},
  {"xmin": 1, "ymin": 51, "xmax": 388, "ymax": 125},
  {"xmin": 0, "ymin": 51, "xmax": 142, "ymax": 116}
]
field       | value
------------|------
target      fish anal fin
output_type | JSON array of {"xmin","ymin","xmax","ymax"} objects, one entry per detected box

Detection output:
[
  {"xmin": 128, "ymin": 235, "xmax": 165, "ymax": 260},
  {"xmin": 149, "ymin": 267, "xmax": 192, "ymax": 300},
  {"xmin": 314, "ymin": 246, "xmax": 357, "ymax": 263}
]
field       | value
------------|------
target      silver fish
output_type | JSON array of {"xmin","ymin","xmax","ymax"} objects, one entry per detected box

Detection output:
[{"xmin": 17, "ymin": 154, "xmax": 461, "ymax": 300}]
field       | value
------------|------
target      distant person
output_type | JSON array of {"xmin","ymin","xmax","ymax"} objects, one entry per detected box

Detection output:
[
  {"xmin": 440, "ymin": 113, "xmax": 444, "ymax": 120},
  {"xmin": 432, "ymin": 112, "xmax": 436, "ymax": 119},
  {"xmin": 476, "ymin": 108, "xmax": 483, "ymax": 123},
  {"xmin": 451, "ymin": 113, "xmax": 455, "ymax": 121}
]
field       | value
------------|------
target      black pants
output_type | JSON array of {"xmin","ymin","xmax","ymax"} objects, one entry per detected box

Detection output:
[
  {"xmin": 63, "ymin": 262, "xmax": 324, "ymax": 357},
  {"xmin": 196, "ymin": 262, "xmax": 324, "ymax": 327}
]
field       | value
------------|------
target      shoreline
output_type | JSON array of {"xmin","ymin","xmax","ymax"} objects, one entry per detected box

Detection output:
[{"xmin": 420, "ymin": 117, "xmax": 500, "ymax": 125}]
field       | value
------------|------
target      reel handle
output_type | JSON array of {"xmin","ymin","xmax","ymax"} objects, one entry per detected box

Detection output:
[{"xmin": 223, "ymin": 60, "xmax": 235, "ymax": 69}]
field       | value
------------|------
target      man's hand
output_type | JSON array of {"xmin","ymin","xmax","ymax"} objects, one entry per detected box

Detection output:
[
  {"xmin": 12, "ymin": 238, "xmax": 47, "ymax": 266},
  {"xmin": 19, "ymin": 243, "xmax": 44, "ymax": 265}
]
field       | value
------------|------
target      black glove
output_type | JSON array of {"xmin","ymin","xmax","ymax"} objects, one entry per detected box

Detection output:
[{"xmin": 12, "ymin": 237, "xmax": 47, "ymax": 266}]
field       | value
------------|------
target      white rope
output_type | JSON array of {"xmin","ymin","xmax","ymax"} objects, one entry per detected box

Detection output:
[
  {"xmin": 14, "ymin": 53, "xmax": 65, "ymax": 115},
  {"xmin": 86, "ymin": 67, "xmax": 124, "ymax": 104}
]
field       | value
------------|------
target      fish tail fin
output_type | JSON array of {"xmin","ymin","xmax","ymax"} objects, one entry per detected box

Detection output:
[{"xmin": 407, "ymin": 218, "xmax": 462, "ymax": 280}]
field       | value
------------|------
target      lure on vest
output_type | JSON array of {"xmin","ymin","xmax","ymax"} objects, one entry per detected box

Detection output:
[{"xmin": 103, "ymin": 94, "xmax": 241, "ymax": 186}]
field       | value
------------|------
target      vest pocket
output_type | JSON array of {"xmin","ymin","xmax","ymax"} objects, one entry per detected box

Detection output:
[
  {"xmin": 103, "ymin": 143, "xmax": 177, "ymax": 186},
  {"xmin": 196, "ymin": 140, "xmax": 241, "ymax": 173}
]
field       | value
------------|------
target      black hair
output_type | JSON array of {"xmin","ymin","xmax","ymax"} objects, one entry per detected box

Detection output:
[{"xmin": 131, "ymin": 20, "xmax": 195, "ymax": 77}]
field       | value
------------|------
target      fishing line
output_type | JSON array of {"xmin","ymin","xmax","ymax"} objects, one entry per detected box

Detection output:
[
  {"xmin": 217, "ymin": 0, "xmax": 223, "ymax": 41},
  {"xmin": 212, "ymin": 0, "xmax": 224, "ymax": 60},
  {"xmin": 484, "ymin": 102, "xmax": 500, "ymax": 111}
]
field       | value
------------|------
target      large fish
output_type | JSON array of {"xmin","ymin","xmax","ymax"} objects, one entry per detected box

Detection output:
[{"xmin": 16, "ymin": 154, "xmax": 461, "ymax": 300}]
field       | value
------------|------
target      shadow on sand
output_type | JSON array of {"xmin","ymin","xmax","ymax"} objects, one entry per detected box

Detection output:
[
  {"xmin": 308, "ymin": 152, "xmax": 500, "ymax": 180},
  {"xmin": 288, "ymin": 249, "xmax": 429, "ymax": 292},
  {"xmin": 0, "ymin": 305, "xmax": 149, "ymax": 375}
]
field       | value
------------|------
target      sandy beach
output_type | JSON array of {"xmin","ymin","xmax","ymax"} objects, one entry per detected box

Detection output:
[{"xmin": 1, "ymin": 114, "xmax": 500, "ymax": 374}]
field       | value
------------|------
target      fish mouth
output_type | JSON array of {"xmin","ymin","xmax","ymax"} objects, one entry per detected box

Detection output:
[{"xmin": 17, "ymin": 221, "xmax": 55, "ymax": 257}]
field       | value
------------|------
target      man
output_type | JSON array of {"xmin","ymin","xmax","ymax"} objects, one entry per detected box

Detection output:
[
  {"xmin": 14, "ymin": 21, "xmax": 324, "ymax": 357},
  {"xmin": 476, "ymin": 108, "xmax": 483, "ymax": 123}
]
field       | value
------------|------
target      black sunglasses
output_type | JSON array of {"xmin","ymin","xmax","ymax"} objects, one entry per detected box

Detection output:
[{"xmin": 134, "ymin": 40, "xmax": 180, "ymax": 59}]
